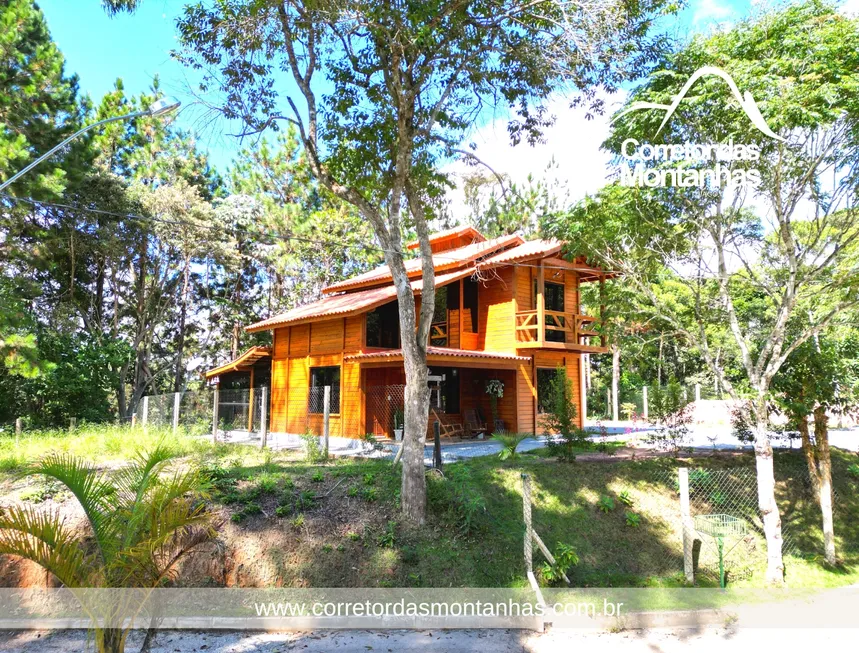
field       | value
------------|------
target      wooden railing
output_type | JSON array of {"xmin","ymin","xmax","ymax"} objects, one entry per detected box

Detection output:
[
  {"xmin": 429, "ymin": 321, "xmax": 448, "ymax": 347},
  {"xmin": 515, "ymin": 310, "xmax": 603, "ymax": 348}
]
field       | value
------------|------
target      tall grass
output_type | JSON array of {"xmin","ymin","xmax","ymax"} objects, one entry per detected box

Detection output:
[{"xmin": 0, "ymin": 423, "xmax": 224, "ymax": 474}]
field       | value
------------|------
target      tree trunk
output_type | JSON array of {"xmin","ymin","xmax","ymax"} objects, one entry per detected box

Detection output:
[
  {"xmin": 174, "ymin": 257, "xmax": 191, "ymax": 392},
  {"xmin": 401, "ymin": 352, "xmax": 429, "ymax": 524},
  {"xmin": 611, "ymin": 344, "xmax": 620, "ymax": 422},
  {"xmin": 752, "ymin": 398, "xmax": 785, "ymax": 584},
  {"xmin": 798, "ymin": 416, "xmax": 822, "ymax": 501},
  {"xmin": 814, "ymin": 406, "xmax": 837, "ymax": 565}
]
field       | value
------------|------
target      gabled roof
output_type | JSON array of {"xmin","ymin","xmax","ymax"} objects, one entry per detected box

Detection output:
[
  {"xmin": 245, "ymin": 268, "xmax": 475, "ymax": 333},
  {"xmin": 345, "ymin": 347, "xmax": 531, "ymax": 366},
  {"xmin": 405, "ymin": 225, "xmax": 485, "ymax": 250},
  {"xmin": 204, "ymin": 346, "xmax": 271, "ymax": 380},
  {"xmin": 322, "ymin": 233, "xmax": 523, "ymax": 295},
  {"xmin": 477, "ymin": 238, "xmax": 562, "ymax": 268}
]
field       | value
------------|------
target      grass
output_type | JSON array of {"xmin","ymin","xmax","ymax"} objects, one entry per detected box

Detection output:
[{"xmin": 2, "ymin": 423, "xmax": 858, "ymax": 592}]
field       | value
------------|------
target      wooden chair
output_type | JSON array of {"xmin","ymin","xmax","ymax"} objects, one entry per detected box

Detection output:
[
  {"xmin": 431, "ymin": 409, "xmax": 464, "ymax": 439},
  {"xmin": 464, "ymin": 409, "xmax": 487, "ymax": 437}
]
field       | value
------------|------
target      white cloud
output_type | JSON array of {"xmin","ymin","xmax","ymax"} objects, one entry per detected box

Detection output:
[
  {"xmin": 692, "ymin": 0, "xmax": 735, "ymax": 26},
  {"xmin": 839, "ymin": 0, "xmax": 859, "ymax": 15},
  {"xmin": 444, "ymin": 93, "xmax": 622, "ymax": 220}
]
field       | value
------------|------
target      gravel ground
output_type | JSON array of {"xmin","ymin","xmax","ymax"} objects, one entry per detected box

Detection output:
[{"xmin": 2, "ymin": 626, "xmax": 858, "ymax": 652}]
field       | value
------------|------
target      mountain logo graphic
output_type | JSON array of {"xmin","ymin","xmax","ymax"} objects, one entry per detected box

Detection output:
[{"xmin": 612, "ymin": 66, "xmax": 785, "ymax": 142}]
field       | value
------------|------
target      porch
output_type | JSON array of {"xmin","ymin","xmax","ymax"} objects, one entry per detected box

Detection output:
[{"xmin": 349, "ymin": 348, "xmax": 526, "ymax": 441}]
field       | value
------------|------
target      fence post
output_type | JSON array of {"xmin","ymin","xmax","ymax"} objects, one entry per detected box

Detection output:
[
  {"xmin": 69, "ymin": 417, "xmax": 76, "ymax": 432},
  {"xmin": 433, "ymin": 421, "xmax": 442, "ymax": 470},
  {"xmin": 323, "ymin": 385, "xmax": 331, "ymax": 459},
  {"xmin": 522, "ymin": 473, "xmax": 533, "ymax": 575},
  {"xmin": 679, "ymin": 467, "xmax": 695, "ymax": 583},
  {"xmin": 131, "ymin": 412, "xmax": 137, "ymax": 428},
  {"xmin": 694, "ymin": 383, "xmax": 701, "ymax": 402},
  {"xmin": 259, "ymin": 386, "xmax": 268, "ymax": 449},
  {"xmin": 172, "ymin": 392, "xmax": 181, "ymax": 435},
  {"xmin": 141, "ymin": 396, "xmax": 149, "ymax": 433},
  {"xmin": 15, "ymin": 418, "xmax": 22, "ymax": 445},
  {"xmin": 606, "ymin": 388, "xmax": 611, "ymax": 420},
  {"xmin": 211, "ymin": 386, "xmax": 219, "ymax": 443},
  {"xmin": 642, "ymin": 386, "xmax": 648, "ymax": 420}
]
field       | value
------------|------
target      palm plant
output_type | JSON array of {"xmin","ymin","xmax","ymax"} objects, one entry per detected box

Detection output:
[
  {"xmin": 492, "ymin": 432, "xmax": 528, "ymax": 461},
  {"xmin": 0, "ymin": 446, "xmax": 216, "ymax": 653}
]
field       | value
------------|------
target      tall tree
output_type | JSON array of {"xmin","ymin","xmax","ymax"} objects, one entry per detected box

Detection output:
[{"xmin": 548, "ymin": 1, "xmax": 859, "ymax": 582}]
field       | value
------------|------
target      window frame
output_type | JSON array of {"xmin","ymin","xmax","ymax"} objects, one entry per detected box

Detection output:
[{"xmin": 308, "ymin": 365, "xmax": 341, "ymax": 414}]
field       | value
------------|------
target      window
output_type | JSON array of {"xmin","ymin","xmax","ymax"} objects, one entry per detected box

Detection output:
[
  {"xmin": 462, "ymin": 277, "xmax": 478, "ymax": 333},
  {"xmin": 366, "ymin": 300, "xmax": 400, "ymax": 348},
  {"xmin": 428, "ymin": 367, "xmax": 460, "ymax": 414},
  {"xmin": 309, "ymin": 366, "xmax": 340, "ymax": 413},
  {"xmin": 537, "ymin": 367, "xmax": 564, "ymax": 414}
]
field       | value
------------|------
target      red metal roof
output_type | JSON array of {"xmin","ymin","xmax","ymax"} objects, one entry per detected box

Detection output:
[
  {"xmin": 478, "ymin": 238, "xmax": 562, "ymax": 268},
  {"xmin": 203, "ymin": 346, "xmax": 271, "ymax": 380},
  {"xmin": 405, "ymin": 225, "xmax": 485, "ymax": 250},
  {"xmin": 245, "ymin": 268, "xmax": 476, "ymax": 333},
  {"xmin": 344, "ymin": 347, "xmax": 531, "ymax": 363},
  {"xmin": 321, "ymin": 233, "xmax": 523, "ymax": 295}
]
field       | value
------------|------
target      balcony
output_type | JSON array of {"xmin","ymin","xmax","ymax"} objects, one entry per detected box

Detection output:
[
  {"xmin": 515, "ymin": 310, "xmax": 607, "ymax": 352},
  {"xmin": 429, "ymin": 321, "xmax": 449, "ymax": 347}
]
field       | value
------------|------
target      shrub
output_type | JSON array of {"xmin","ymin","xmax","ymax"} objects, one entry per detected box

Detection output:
[
  {"xmin": 300, "ymin": 432, "xmax": 326, "ymax": 463},
  {"xmin": 290, "ymin": 513, "xmax": 305, "ymax": 528},
  {"xmin": 847, "ymin": 463, "xmax": 859, "ymax": 479},
  {"xmin": 363, "ymin": 472, "xmax": 376, "ymax": 485},
  {"xmin": 620, "ymin": 402, "xmax": 637, "ymax": 421},
  {"xmin": 347, "ymin": 485, "xmax": 359, "ymax": 497},
  {"xmin": 362, "ymin": 486, "xmax": 378, "ymax": 502},
  {"xmin": 311, "ymin": 470, "xmax": 324, "ymax": 483},
  {"xmin": 492, "ymin": 432, "xmax": 529, "ymax": 460},
  {"xmin": 625, "ymin": 511, "xmax": 641, "ymax": 527},
  {"xmin": 295, "ymin": 490, "xmax": 315, "ymax": 511},
  {"xmin": 377, "ymin": 520, "xmax": 397, "ymax": 548},
  {"xmin": 256, "ymin": 473, "xmax": 279, "ymax": 494},
  {"xmin": 542, "ymin": 366, "xmax": 589, "ymax": 462},
  {"xmin": 598, "ymin": 495, "xmax": 615, "ymax": 513},
  {"xmin": 618, "ymin": 490, "xmax": 634, "ymax": 507},
  {"xmin": 346, "ymin": 530, "xmax": 360, "ymax": 541},
  {"xmin": 539, "ymin": 542, "xmax": 579, "ymax": 586},
  {"xmin": 275, "ymin": 505, "xmax": 291, "ymax": 518}
]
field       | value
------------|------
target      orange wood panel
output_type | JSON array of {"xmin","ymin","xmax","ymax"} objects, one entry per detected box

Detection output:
[{"xmin": 477, "ymin": 267, "xmax": 515, "ymax": 353}]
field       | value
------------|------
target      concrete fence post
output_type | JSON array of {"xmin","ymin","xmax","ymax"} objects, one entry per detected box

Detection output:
[
  {"xmin": 522, "ymin": 473, "xmax": 533, "ymax": 575},
  {"xmin": 323, "ymin": 385, "xmax": 331, "ymax": 459},
  {"xmin": 642, "ymin": 386, "xmax": 649, "ymax": 420},
  {"xmin": 211, "ymin": 386, "xmax": 219, "ymax": 443},
  {"xmin": 172, "ymin": 392, "xmax": 181, "ymax": 435},
  {"xmin": 141, "ymin": 396, "xmax": 149, "ymax": 433},
  {"xmin": 15, "ymin": 417, "xmax": 22, "ymax": 444},
  {"xmin": 259, "ymin": 386, "xmax": 268, "ymax": 449},
  {"xmin": 131, "ymin": 412, "xmax": 137, "ymax": 428},
  {"xmin": 679, "ymin": 467, "xmax": 695, "ymax": 583},
  {"xmin": 69, "ymin": 417, "xmax": 76, "ymax": 432},
  {"xmin": 606, "ymin": 388, "xmax": 611, "ymax": 420},
  {"xmin": 694, "ymin": 383, "xmax": 701, "ymax": 402}
]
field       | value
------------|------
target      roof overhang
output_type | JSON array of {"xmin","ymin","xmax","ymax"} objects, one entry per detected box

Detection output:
[
  {"xmin": 345, "ymin": 346, "xmax": 531, "ymax": 370},
  {"xmin": 204, "ymin": 346, "xmax": 271, "ymax": 380},
  {"xmin": 245, "ymin": 267, "xmax": 476, "ymax": 333}
]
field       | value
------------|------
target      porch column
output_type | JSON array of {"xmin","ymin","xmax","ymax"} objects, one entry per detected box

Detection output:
[{"xmin": 537, "ymin": 261, "xmax": 545, "ymax": 347}]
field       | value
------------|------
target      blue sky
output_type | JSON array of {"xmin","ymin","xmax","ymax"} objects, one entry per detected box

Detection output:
[{"xmin": 36, "ymin": 0, "xmax": 765, "ymax": 176}]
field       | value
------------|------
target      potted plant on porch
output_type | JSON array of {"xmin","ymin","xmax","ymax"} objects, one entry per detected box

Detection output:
[
  {"xmin": 393, "ymin": 407, "xmax": 404, "ymax": 441},
  {"xmin": 485, "ymin": 379, "xmax": 505, "ymax": 434}
]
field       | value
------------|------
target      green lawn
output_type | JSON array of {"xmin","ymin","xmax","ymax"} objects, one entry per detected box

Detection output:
[{"xmin": 2, "ymin": 425, "xmax": 858, "ymax": 591}]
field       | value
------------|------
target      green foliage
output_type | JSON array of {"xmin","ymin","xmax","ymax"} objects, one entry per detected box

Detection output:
[
  {"xmin": 539, "ymin": 543, "xmax": 579, "ymax": 586},
  {"xmin": 346, "ymin": 530, "xmax": 360, "ymax": 541},
  {"xmin": 598, "ymin": 495, "xmax": 616, "ymax": 513},
  {"xmin": 290, "ymin": 513, "xmax": 305, "ymax": 529},
  {"xmin": 361, "ymin": 487, "xmax": 378, "ymax": 503},
  {"xmin": 625, "ymin": 511, "xmax": 641, "ymax": 528},
  {"xmin": 362, "ymin": 472, "xmax": 376, "ymax": 486},
  {"xmin": 300, "ymin": 433, "xmax": 326, "ymax": 463},
  {"xmin": 492, "ymin": 432, "xmax": 528, "ymax": 461},
  {"xmin": 618, "ymin": 490, "xmax": 634, "ymax": 507},
  {"xmin": 543, "ymin": 367, "xmax": 589, "ymax": 462},
  {"xmin": 347, "ymin": 485, "xmax": 359, "ymax": 498},
  {"xmin": 620, "ymin": 403, "xmax": 637, "ymax": 421},
  {"xmin": 377, "ymin": 521, "xmax": 397, "ymax": 548},
  {"xmin": 0, "ymin": 446, "xmax": 214, "ymax": 651},
  {"xmin": 645, "ymin": 383, "xmax": 693, "ymax": 455},
  {"xmin": 848, "ymin": 464, "xmax": 859, "ymax": 480},
  {"xmin": 311, "ymin": 470, "xmax": 324, "ymax": 483},
  {"xmin": 295, "ymin": 490, "xmax": 316, "ymax": 511},
  {"xmin": 427, "ymin": 464, "xmax": 486, "ymax": 535}
]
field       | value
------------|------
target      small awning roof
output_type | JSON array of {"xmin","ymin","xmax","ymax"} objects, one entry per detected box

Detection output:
[
  {"xmin": 204, "ymin": 346, "xmax": 271, "ymax": 380},
  {"xmin": 345, "ymin": 346, "xmax": 531, "ymax": 368},
  {"xmin": 245, "ymin": 268, "xmax": 476, "ymax": 333},
  {"xmin": 405, "ymin": 225, "xmax": 485, "ymax": 250},
  {"xmin": 477, "ymin": 238, "xmax": 562, "ymax": 268}
]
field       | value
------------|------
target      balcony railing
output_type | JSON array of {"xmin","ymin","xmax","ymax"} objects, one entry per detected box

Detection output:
[
  {"xmin": 429, "ymin": 321, "xmax": 448, "ymax": 347},
  {"xmin": 515, "ymin": 310, "xmax": 604, "ymax": 349}
]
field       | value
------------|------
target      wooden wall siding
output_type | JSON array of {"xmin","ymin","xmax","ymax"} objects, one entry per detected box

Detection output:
[
  {"xmin": 516, "ymin": 266, "xmax": 534, "ymax": 311},
  {"xmin": 448, "ymin": 303, "xmax": 460, "ymax": 349},
  {"xmin": 311, "ymin": 318, "xmax": 345, "ymax": 354},
  {"xmin": 345, "ymin": 315, "xmax": 363, "ymax": 351},
  {"xmin": 270, "ymin": 358, "xmax": 289, "ymax": 432},
  {"xmin": 564, "ymin": 270, "xmax": 580, "ymax": 316},
  {"xmin": 289, "ymin": 324, "xmax": 310, "ymax": 356},
  {"xmin": 515, "ymin": 360, "xmax": 536, "ymax": 434},
  {"xmin": 477, "ymin": 267, "xmax": 515, "ymax": 352}
]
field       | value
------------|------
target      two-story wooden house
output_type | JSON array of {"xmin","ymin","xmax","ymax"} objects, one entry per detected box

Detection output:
[{"xmin": 205, "ymin": 226, "xmax": 608, "ymax": 440}]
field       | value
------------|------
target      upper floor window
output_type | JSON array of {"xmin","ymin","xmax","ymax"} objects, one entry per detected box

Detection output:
[
  {"xmin": 535, "ymin": 280, "xmax": 566, "ymax": 342},
  {"xmin": 309, "ymin": 366, "xmax": 340, "ymax": 413},
  {"xmin": 462, "ymin": 277, "xmax": 478, "ymax": 333},
  {"xmin": 366, "ymin": 300, "xmax": 400, "ymax": 348}
]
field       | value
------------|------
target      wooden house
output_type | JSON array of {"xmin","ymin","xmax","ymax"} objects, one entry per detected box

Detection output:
[{"xmin": 205, "ymin": 226, "xmax": 608, "ymax": 440}]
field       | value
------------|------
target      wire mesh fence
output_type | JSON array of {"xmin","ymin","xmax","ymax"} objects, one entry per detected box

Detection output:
[
  {"xmin": 140, "ymin": 386, "xmax": 268, "ymax": 439},
  {"xmin": 365, "ymin": 385, "xmax": 406, "ymax": 439}
]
